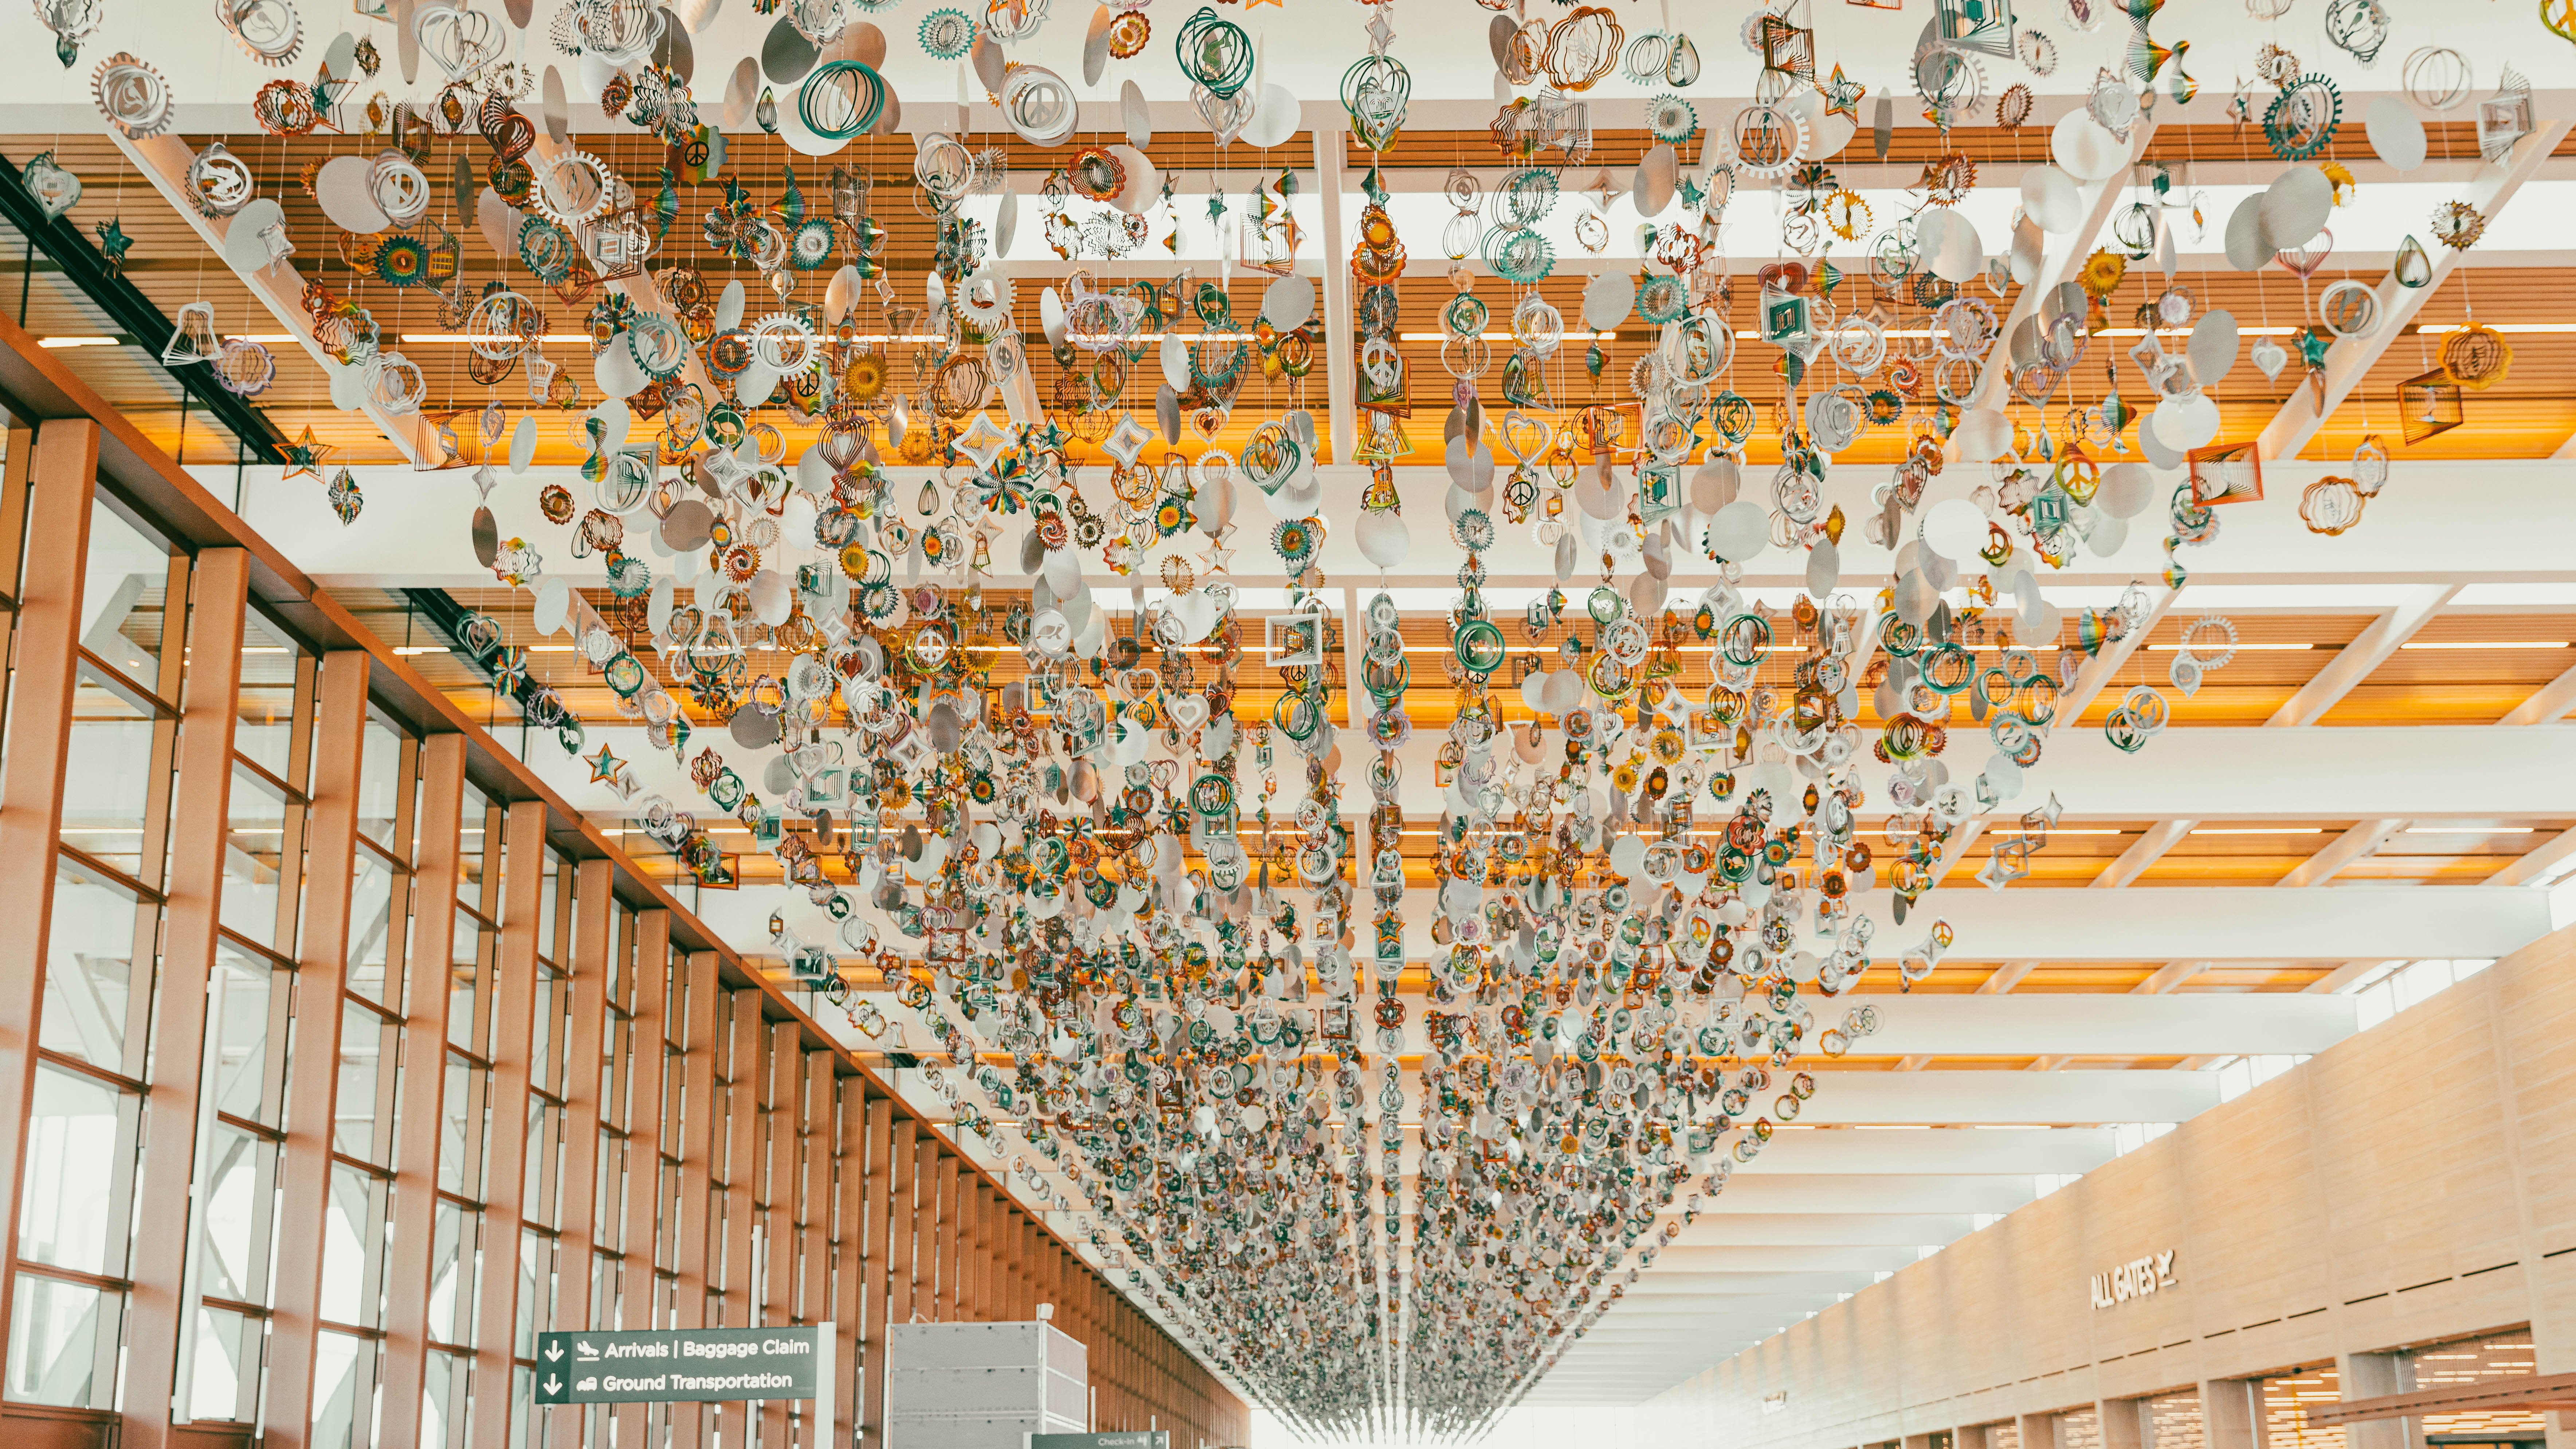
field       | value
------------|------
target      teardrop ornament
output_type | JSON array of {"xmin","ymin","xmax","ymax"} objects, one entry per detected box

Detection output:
[{"xmin": 2392, "ymin": 234, "xmax": 2434, "ymax": 289}]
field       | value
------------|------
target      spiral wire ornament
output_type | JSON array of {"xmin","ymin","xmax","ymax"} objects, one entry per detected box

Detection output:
[{"xmin": 1174, "ymin": 7, "xmax": 1255, "ymax": 99}]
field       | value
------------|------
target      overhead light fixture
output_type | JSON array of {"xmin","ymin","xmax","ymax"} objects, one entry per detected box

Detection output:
[{"xmin": 38, "ymin": 335, "xmax": 118, "ymax": 348}]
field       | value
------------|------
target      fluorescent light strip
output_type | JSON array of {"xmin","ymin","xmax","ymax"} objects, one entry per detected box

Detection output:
[
  {"xmin": 2191, "ymin": 827, "xmax": 2325, "ymax": 835},
  {"xmin": 2403, "ymin": 825, "xmax": 2536, "ymax": 834},
  {"xmin": 2145, "ymin": 642, "xmax": 2320, "ymax": 651},
  {"xmin": 2398, "ymin": 641, "xmax": 2572, "ymax": 650},
  {"xmin": 37, "ymin": 336, "xmax": 118, "ymax": 348}
]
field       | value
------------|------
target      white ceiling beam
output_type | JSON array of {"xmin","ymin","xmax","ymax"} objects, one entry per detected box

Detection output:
[
  {"xmin": 2266, "ymin": 585, "xmax": 2462, "ymax": 727},
  {"xmin": 111, "ymin": 133, "xmax": 436, "ymax": 466},
  {"xmin": 2303, "ymin": 959, "xmax": 2401, "ymax": 994},
  {"xmin": 1641, "ymin": 1247, "xmax": 1926, "ymax": 1274},
  {"xmin": 1672, "ymin": 1175, "xmax": 2038, "ymax": 1218},
  {"xmin": 1902, "ymin": 884, "xmax": 2548, "ymax": 962},
  {"xmin": 534, "ymin": 726, "xmax": 2576, "ymax": 853},
  {"xmin": 1977, "ymin": 961, "xmax": 2038, "ymax": 994},
  {"xmin": 1855, "ymin": 992, "xmax": 2353, "ymax": 1056},
  {"xmin": 1312, "ymin": 118, "xmax": 1358, "ymax": 467},
  {"xmin": 2091, "ymin": 818, "xmax": 2193, "ymax": 887},
  {"xmin": 1609, "ymin": 1273, "xmax": 1892, "ymax": 1300},
  {"xmin": 2132, "ymin": 961, "xmax": 2211, "ymax": 995},
  {"xmin": 2498, "ymin": 664, "xmax": 2576, "ymax": 727},
  {"xmin": 2484, "ymin": 826, "xmax": 2576, "ymax": 888},
  {"xmin": 2056, "ymin": 584, "xmax": 2179, "ymax": 724},
  {"xmin": 1964, "ymin": 121, "xmax": 2157, "ymax": 416},
  {"xmin": 1640, "ymin": 1216, "xmax": 1978, "ymax": 1249},
  {"xmin": 1772, "ymin": 1070, "xmax": 2220, "ymax": 1123},
  {"xmin": 255, "ymin": 455, "xmax": 2576, "ymax": 590},
  {"xmin": 2275, "ymin": 818, "xmax": 2407, "ymax": 888},
  {"xmin": 1728, "ymin": 1127, "xmax": 2117, "ymax": 1176},
  {"xmin": 2254, "ymin": 119, "xmax": 2573, "ymax": 464}
]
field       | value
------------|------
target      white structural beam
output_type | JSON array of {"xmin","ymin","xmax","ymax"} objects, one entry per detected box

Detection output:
[
  {"xmin": 2255, "ymin": 119, "xmax": 2573, "ymax": 463},
  {"xmin": 2057, "ymin": 584, "xmax": 2179, "ymax": 724},
  {"xmin": 2499, "ymin": 664, "xmax": 2576, "ymax": 727},
  {"xmin": 2267, "ymin": 585, "xmax": 2462, "ymax": 727},
  {"xmin": 1977, "ymin": 961, "xmax": 2038, "ymax": 994},
  {"xmin": 1312, "ymin": 118, "xmax": 1357, "ymax": 466},
  {"xmin": 2018, "ymin": 726, "xmax": 2576, "ymax": 821},
  {"xmin": 113, "ymin": 133, "xmax": 436, "ymax": 465},
  {"xmin": 2485, "ymin": 826, "xmax": 2576, "ymax": 888},
  {"xmin": 1726, "ymin": 1127, "xmax": 2117, "ymax": 1176},
  {"xmin": 1641, "ymin": 1216, "xmax": 1979, "ymax": 1249},
  {"xmin": 2277, "ymin": 818, "xmax": 2407, "ymax": 887},
  {"xmin": 243, "ymin": 457, "xmax": 2576, "ymax": 592},
  {"xmin": 2304, "ymin": 959, "xmax": 2400, "ymax": 994},
  {"xmin": 1965, "ymin": 120, "xmax": 2157, "ymax": 416},
  {"xmin": 1902, "ymin": 885, "xmax": 2548, "ymax": 963},
  {"xmin": 2132, "ymin": 961, "xmax": 2210, "ymax": 995},
  {"xmin": 2091, "ymin": 818, "xmax": 2193, "ymax": 888},
  {"xmin": 527, "ymin": 727, "xmax": 2576, "ymax": 863},
  {"xmin": 727, "ymin": 876, "xmax": 2553, "ymax": 976},
  {"xmin": 1670, "ymin": 1175, "xmax": 2038, "ymax": 1218},
  {"xmin": 1787, "ymin": 1070, "xmax": 2217, "ymax": 1123},
  {"xmin": 1855, "ymin": 992, "xmax": 2353, "ymax": 1057}
]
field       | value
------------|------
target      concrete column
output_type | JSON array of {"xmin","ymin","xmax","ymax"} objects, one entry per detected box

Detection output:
[
  {"xmin": 2019, "ymin": 1412, "xmax": 2059, "ymax": 1449},
  {"xmin": 2338, "ymin": 1352, "xmax": 2414, "ymax": 1449},
  {"xmin": 2203, "ymin": 1379, "xmax": 2257, "ymax": 1449},
  {"xmin": 2100, "ymin": 1399, "xmax": 2145, "ymax": 1449}
]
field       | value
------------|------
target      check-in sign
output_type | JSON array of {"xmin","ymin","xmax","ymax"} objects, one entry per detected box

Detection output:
[{"xmin": 534, "ymin": 1325, "xmax": 832, "ymax": 1406}]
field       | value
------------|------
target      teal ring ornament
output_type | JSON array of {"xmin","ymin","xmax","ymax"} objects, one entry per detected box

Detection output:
[{"xmin": 800, "ymin": 60, "xmax": 887, "ymax": 140}]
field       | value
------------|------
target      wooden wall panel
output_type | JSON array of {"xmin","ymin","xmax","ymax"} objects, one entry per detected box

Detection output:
[{"xmin": 1654, "ymin": 923, "xmax": 2576, "ymax": 1449}]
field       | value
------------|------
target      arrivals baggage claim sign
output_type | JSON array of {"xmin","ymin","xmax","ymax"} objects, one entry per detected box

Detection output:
[{"xmin": 534, "ymin": 1324, "xmax": 836, "ymax": 1437}]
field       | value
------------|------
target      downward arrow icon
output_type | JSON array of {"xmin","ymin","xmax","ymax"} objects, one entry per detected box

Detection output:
[
  {"xmin": 544, "ymin": 1376, "xmax": 564, "ymax": 1395},
  {"xmin": 544, "ymin": 1343, "xmax": 565, "ymax": 1362}
]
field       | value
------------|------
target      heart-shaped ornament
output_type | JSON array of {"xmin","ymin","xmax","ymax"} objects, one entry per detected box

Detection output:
[
  {"xmin": 23, "ymin": 151, "xmax": 81, "ymax": 222},
  {"xmin": 2249, "ymin": 335, "xmax": 2289, "ymax": 383},
  {"xmin": 2274, "ymin": 228, "xmax": 2332, "ymax": 279},
  {"xmin": 416, "ymin": 4, "xmax": 502, "ymax": 82}
]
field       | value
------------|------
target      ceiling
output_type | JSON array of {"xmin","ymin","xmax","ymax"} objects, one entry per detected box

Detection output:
[{"xmin": 8, "ymin": 0, "xmax": 2576, "ymax": 1426}]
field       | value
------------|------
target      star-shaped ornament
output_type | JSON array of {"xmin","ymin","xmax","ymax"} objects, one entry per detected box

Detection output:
[
  {"xmin": 1823, "ymin": 65, "xmax": 1866, "ymax": 121},
  {"xmin": 93, "ymin": 218, "xmax": 133, "ymax": 275},
  {"xmin": 282, "ymin": 426, "xmax": 332, "ymax": 483},
  {"xmin": 587, "ymin": 743, "xmax": 626, "ymax": 786}
]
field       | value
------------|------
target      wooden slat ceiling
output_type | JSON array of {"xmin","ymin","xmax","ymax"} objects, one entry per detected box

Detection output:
[{"xmin": 5, "ymin": 114, "xmax": 2574, "ymax": 467}]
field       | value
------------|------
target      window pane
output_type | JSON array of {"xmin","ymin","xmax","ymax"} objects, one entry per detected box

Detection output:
[
  {"xmin": 459, "ymin": 786, "xmax": 492, "ymax": 900},
  {"xmin": 83, "ymin": 497, "xmax": 172, "ymax": 682},
  {"xmin": 62, "ymin": 680, "xmax": 159, "ymax": 868},
  {"xmin": 39, "ymin": 867, "xmax": 142, "ymax": 1073},
  {"xmin": 448, "ymin": 909, "xmax": 486, "ymax": 1053},
  {"xmin": 211, "ymin": 946, "xmax": 283, "ymax": 1124},
  {"xmin": 347, "ymin": 846, "xmax": 400, "ymax": 1007},
  {"xmin": 336, "ymin": 1000, "xmax": 396, "ymax": 1162},
  {"xmin": 429, "ymin": 1201, "xmax": 480, "ymax": 1348},
  {"xmin": 17, "ymin": 1064, "xmax": 133, "ymax": 1276},
  {"xmin": 183, "ymin": 1302, "xmax": 259, "ymax": 1424},
  {"xmin": 357, "ymin": 718, "xmax": 404, "ymax": 849},
  {"xmin": 311, "ymin": 1328, "xmax": 366, "ymax": 1449},
  {"xmin": 5, "ymin": 1271, "xmax": 119, "ymax": 1407},
  {"xmin": 234, "ymin": 608, "xmax": 301, "ymax": 780},
  {"xmin": 197, "ymin": 1122, "xmax": 278, "ymax": 1305},
  {"xmin": 319, "ymin": 1162, "xmax": 386, "ymax": 1329},
  {"xmin": 220, "ymin": 762, "xmax": 291, "ymax": 951},
  {"xmin": 439, "ymin": 1059, "xmax": 489, "ymax": 1201}
]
